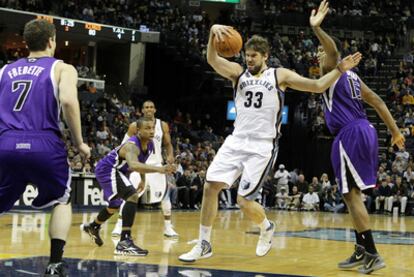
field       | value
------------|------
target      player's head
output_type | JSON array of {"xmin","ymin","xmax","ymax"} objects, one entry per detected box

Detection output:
[
  {"xmin": 244, "ymin": 35, "xmax": 269, "ymax": 75},
  {"xmin": 23, "ymin": 19, "xmax": 56, "ymax": 56},
  {"xmin": 136, "ymin": 116, "xmax": 155, "ymax": 140},
  {"xmin": 142, "ymin": 100, "xmax": 156, "ymax": 118},
  {"xmin": 317, "ymin": 36, "xmax": 342, "ymax": 69}
]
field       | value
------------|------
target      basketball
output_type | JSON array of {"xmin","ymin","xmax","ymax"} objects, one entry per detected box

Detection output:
[{"xmin": 214, "ymin": 28, "xmax": 243, "ymax": 58}]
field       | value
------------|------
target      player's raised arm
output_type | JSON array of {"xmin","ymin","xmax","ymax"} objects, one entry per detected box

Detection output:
[
  {"xmin": 360, "ymin": 80, "xmax": 405, "ymax": 149},
  {"xmin": 120, "ymin": 143, "xmax": 175, "ymax": 174},
  {"xmin": 207, "ymin": 24, "xmax": 243, "ymax": 85},
  {"xmin": 58, "ymin": 63, "xmax": 90, "ymax": 158},
  {"xmin": 310, "ymin": 0, "xmax": 339, "ymax": 72},
  {"xmin": 278, "ymin": 52, "xmax": 362, "ymax": 93}
]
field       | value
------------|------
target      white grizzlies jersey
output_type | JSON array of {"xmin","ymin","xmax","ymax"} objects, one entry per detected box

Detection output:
[
  {"xmin": 121, "ymin": 119, "xmax": 163, "ymax": 165},
  {"xmin": 233, "ymin": 68, "xmax": 284, "ymax": 139},
  {"xmin": 146, "ymin": 118, "xmax": 163, "ymax": 165}
]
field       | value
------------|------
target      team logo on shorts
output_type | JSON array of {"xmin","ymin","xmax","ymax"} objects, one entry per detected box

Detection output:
[
  {"xmin": 240, "ymin": 180, "xmax": 250, "ymax": 190},
  {"xmin": 155, "ymin": 191, "xmax": 162, "ymax": 198}
]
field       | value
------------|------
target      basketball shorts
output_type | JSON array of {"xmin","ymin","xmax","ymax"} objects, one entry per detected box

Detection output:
[
  {"xmin": 206, "ymin": 135, "xmax": 279, "ymax": 200},
  {"xmin": 94, "ymin": 163, "xmax": 136, "ymax": 208},
  {"xmin": 331, "ymin": 119, "xmax": 378, "ymax": 194},
  {"xmin": 0, "ymin": 131, "xmax": 71, "ymax": 213}
]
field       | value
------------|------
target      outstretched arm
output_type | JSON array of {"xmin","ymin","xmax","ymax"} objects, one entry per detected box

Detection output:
[
  {"xmin": 278, "ymin": 52, "xmax": 362, "ymax": 93},
  {"xmin": 120, "ymin": 143, "xmax": 165, "ymax": 173},
  {"xmin": 207, "ymin": 24, "xmax": 244, "ymax": 85},
  {"xmin": 360, "ymin": 80, "xmax": 405, "ymax": 149},
  {"xmin": 310, "ymin": 0, "xmax": 339, "ymax": 72}
]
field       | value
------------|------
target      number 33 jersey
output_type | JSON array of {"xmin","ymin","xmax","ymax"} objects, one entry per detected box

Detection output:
[
  {"xmin": 322, "ymin": 70, "xmax": 368, "ymax": 136},
  {"xmin": 233, "ymin": 68, "xmax": 284, "ymax": 139},
  {"xmin": 0, "ymin": 57, "xmax": 62, "ymax": 135}
]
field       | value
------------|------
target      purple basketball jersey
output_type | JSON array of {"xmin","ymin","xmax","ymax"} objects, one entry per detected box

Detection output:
[
  {"xmin": 323, "ymin": 71, "xmax": 378, "ymax": 193},
  {"xmin": 0, "ymin": 57, "xmax": 70, "ymax": 212},
  {"xmin": 96, "ymin": 136, "xmax": 154, "ymax": 177},
  {"xmin": 322, "ymin": 70, "xmax": 367, "ymax": 135},
  {"xmin": 0, "ymin": 57, "xmax": 61, "ymax": 136},
  {"xmin": 94, "ymin": 136, "xmax": 154, "ymax": 206}
]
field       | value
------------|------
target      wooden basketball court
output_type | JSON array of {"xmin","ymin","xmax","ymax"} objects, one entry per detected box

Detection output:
[{"xmin": 1, "ymin": 209, "xmax": 413, "ymax": 276}]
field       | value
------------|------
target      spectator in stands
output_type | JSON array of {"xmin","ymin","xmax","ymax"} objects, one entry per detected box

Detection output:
[
  {"xmin": 274, "ymin": 164, "xmax": 290, "ymax": 192},
  {"xmin": 403, "ymin": 166, "xmax": 414, "ymax": 183},
  {"xmin": 295, "ymin": 174, "xmax": 309, "ymax": 194},
  {"xmin": 361, "ymin": 191, "xmax": 373, "ymax": 213},
  {"xmin": 302, "ymin": 185, "xmax": 320, "ymax": 211},
  {"xmin": 320, "ymin": 173, "xmax": 331, "ymax": 192},
  {"xmin": 191, "ymin": 170, "xmax": 205, "ymax": 209},
  {"xmin": 402, "ymin": 91, "xmax": 414, "ymax": 107},
  {"xmin": 388, "ymin": 176, "xmax": 408, "ymax": 216},
  {"xmin": 176, "ymin": 169, "xmax": 192, "ymax": 209},
  {"xmin": 392, "ymin": 156, "xmax": 407, "ymax": 175},
  {"xmin": 377, "ymin": 166, "xmax": 388, "ymax": 182},
  {"xmin": 323, "ymin": 185, "xmax": 345, "ymax": 213},
  {"xmin": 275, "ymin": 187, "xmax": 289, "ymax": 210},
  {"xmin": 289, "ymin": 168, "xmax": 299, "ymax": 185},
  {"xmin": 407, "ymin": 178, "xmax": 414, "ymax": 202},
  {"xmin": 310, "ymin": 176, "xmax": 322, "ymax": 192},
  {"xmin": 374, "ymin": 178, "xmax": 392, "ymax": 214},
  {"xmin": 364, "ymin": 55, "xmax": 377, "ymax": 76},
  {"xmin": 96, "ymin": 124, "xmax": 111, "ymax": 141},
  {"xmin": 287, "ymin": 185, "xmax": 301, "ymax": 211}
]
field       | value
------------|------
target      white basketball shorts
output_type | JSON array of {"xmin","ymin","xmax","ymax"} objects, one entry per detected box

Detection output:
[{"xmin": 206, "ymin": 135, "xmax": 279, "ymax": 200}]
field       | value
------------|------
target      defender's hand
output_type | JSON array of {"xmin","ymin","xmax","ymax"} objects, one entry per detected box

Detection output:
[{"xmin": 310, "ymin": 0, "xmax": 329, "ymax": 28}]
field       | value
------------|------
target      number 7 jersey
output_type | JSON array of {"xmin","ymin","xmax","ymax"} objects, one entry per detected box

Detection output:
[
  {"xmin": 0, "ymin": 57, "xmax": 62, "ymax": 136},
  {"xmin": 233, "ymin": 68, "xmax": 284, "ymax": 139}
]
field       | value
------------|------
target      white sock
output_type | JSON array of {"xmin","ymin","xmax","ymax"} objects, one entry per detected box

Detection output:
[
  {"xmin": 164, "ymin": 219, "xmax": 172, "ymax": 228},
  {"xmin": 258, "ymin": 218, "xmax": 271, "ymax": 232},
  {"xmin": 199, "ymin": 225, "xmax": 212, "ymax": 243}
]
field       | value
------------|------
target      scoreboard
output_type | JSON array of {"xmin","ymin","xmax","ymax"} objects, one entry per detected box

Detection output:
[{"xmin": 1, "ymin": 8, "xmax": 150, "ymax": 43}]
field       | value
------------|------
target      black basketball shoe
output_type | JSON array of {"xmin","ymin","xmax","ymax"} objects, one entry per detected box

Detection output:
[{"xmin": 81, "ymin": 223, "xmax": 103, "ymax": 246}]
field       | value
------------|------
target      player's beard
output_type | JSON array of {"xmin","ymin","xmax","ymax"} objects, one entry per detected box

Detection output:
[{"xmin": 248, "ymin": 64, "xmax": 262, "ymax": 75}]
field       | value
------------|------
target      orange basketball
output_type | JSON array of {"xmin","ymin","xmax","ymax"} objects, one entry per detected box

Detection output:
[{"xmin": 214, "ymin": 28, "xmax": 243, "ymax": 58}]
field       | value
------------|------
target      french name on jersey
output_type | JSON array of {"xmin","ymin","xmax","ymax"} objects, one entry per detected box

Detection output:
[
  {"xmin": 7, "ymin": 66, "xmax": 45, "ymax": 79},
  {"xmin": 239, "ymin": 79, "xmax": 274, "ymax": 92}
]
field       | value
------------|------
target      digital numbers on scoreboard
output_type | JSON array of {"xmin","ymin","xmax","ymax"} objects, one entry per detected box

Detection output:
[
  {"xmin": 60, "ymin": 18, "xmax": 75, "ymax": 32},
  {"xmin": 84, "ymin": 22, "xmax": 102, "ymax": 37}
]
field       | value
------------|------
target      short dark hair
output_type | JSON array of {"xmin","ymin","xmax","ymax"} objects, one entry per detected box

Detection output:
[
  {"xmin": 142, "ymin": 100, "xmax": 155, "ymax": 109},
  {"xmin": 23, "ymin": 19, "xmax": 56, "ymax": 51},
  {"xmin": 136, "ymin": 116, "xmax": 154, "ymax": 128},
  {"xmin": 245, "ymin": 35, "xmax": 270, "ymax": 56},
  {"xmin": 331, "ymin": 36, "xmax": 343, "ymax": 55}
]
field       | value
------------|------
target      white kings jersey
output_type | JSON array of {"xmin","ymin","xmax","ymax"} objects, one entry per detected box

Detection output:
[
  {"xmin": 122, "ymin": 118, "xmax": 164, "ymax": 165},
  {"xmin": 233, "ymin": 68, "xmax": 284, "ymax": 139}
]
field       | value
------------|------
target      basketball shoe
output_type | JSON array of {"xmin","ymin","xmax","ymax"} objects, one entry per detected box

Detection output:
[
  {"xmin": 338, "ymin": 244, "xmax": 365, "ymax": 269},
  {"xmin": 178, "ymin": 240, "xmax": 212, "ymax": 262},
  {"xmin": 164, "ymin": 224, "xmax": 179, "ymax": 238},
  {"xmin": 80, "ymin": 223, "xmax": 103, "ymax": 246},
  {"xmin": 357, "ymin": 252, "xmax": 386, "ymax": 274},
  {"xmin": 256, "ymin": 221, "xmax": 275, "ymax": 256},
  {"xmin": 114, "ymin": 237, "xmax": 149, "ymax": 256},
  {"xmin": 44, "ymin": 261, "xmax": 68, "ymax": 277}
]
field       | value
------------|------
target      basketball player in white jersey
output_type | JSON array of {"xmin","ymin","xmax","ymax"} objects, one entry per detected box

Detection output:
[
  {"xmin": 112, "ymin": 100, "xmax": 178, "ymax": 237},
  {"xmin": 179, "ymin": 24, "xmax": 362, "ymax": 262}
]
